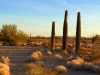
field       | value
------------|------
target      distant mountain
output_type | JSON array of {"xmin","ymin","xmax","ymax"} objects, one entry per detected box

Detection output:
[{"xmin": 55, "ymin": 36, "xmax": 90, "ymax": 38}]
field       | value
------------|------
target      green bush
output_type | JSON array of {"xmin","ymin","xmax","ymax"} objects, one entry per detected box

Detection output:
[
  {"xmin": 92, "ymin": 34, "xmax": 100, "ymax": 43},
  {"xmin": 0, "ymin": 24, "xmax": 28, "ymax": 45}
]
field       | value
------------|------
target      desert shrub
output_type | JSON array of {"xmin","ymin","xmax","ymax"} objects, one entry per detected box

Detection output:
[
  {"xmin": 31, "ymin": 51, "xmax": 42, "ymax": 58},
  {"xmin": 67, "ymin": 57, "xmax": 84, "ymax": 70},
  {"xmin": 46, "ymin": 51, "xmax": 52, "ymax": 55},
  {"xmin": 28, "ymin": 51, "xmax": 42, "ymax": 63},
  {"xmin": 81, "ymin": 62, "xmax": 93, "ymax": 70},
  {"xmin": 54, "ymin": 54, "xmax": 62, "ymax": 60},
  {"xmin": 19, "ymin": 61, "xmax": 57, "ymax": 75},
  {"xmin": 79, "ymin": 47, "xmax": 92, "ymax": 58},
  {"xmin": 0, "ymin": 62, "xmax": 10, "ymax": 75},
  {"xmin": 28, "ymin": 56, "xmax": 37, "ymax": 63},
  {"xmin": 1, "ymin": 56, "xmax": 10, "ymax": 65},
  {"xmin": 81, "ymin": 62, "xmax": 100, "ymax": 72},
  {"xmin": 55, "ymin": 65, "xmax": 67, "ymax": 73},
  {"xmin": 24, "ymin": 63, "xmax": 43, "ymax": 75},
  {"xmin": 35, "ymin": 51, "xmax": 42, "ymax": 57},
  {"xmin": 91, "ymin": 65, "xmax": 100, "ymax": 72},
  {"xmin": 34, "ymin": 42, "xmax": 42, "ymax": 46},
  {"xmin": 60, "ymin": 50, "xmax": 68, "ymax": 55},
  {"xmin": 91, "ymin": 48, "xmax": 100, "ymax": 63},
  {"xmin": 76, "ymin": 57, "xmax": 84, "ymax": 63},
  {"xmin": 30, "ymin": 42, "xmax": 35, "ymax": 46},
  {"xmin": 44, "ymin": 44, "xmax": 50, "ymax": 48},
  {"xmin": 27, "ymin": 37, "xmax": 35, "ymax": 43},
  {"xmin": 31, "ymin": 53, "xmax": 39, "ymax": 59},
  {"xmin": 0, "ymin": 24, "xmax": 28, "ymax": 45},
  {"xmin": 13, "ymin": 30, "xmax": 28, "ymax": 45},
  {"xmin": 67, "ymin": 59, "xmax": 81, "ymax": 70},
  {"xmin": 92, "ymin": 34, "xmax": 100, "ymax": 43},
  {"xmin": 79, "ymin": 45, "xmax": 100, "ymax": 63},
  {"xmin": 0, "ymin": 24, "xmax": 17, "ymax": 45},
  {"xmin": 36, "ymin": 61, "xmax": 44, "ymax": 67},
  {"xmin": 67, "ymin": 57, "xmax": 100, "ymax": 72}
]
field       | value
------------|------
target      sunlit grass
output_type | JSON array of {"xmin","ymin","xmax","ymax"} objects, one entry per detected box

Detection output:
[{"xmin": 19, "ymin": 61, "xmax": 57, "ymax": 75}]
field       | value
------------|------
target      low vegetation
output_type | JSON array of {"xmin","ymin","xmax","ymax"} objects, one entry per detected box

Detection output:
[
  {"xmin": 1, "ymin": 56, "xmax": 10, "ymax": 65},
  {"xmin": 0, "ymin": 56, "xmax": 10, "ymax": 75},
  {"xmin": 92, "ymin": 34, "xmax": 100, "ymax": 43},
  {"xmin": 55, "ymin": 65, "xmax": 67, "ymax": 73},
  {"xmin": 0, "ymin": 63, "xmax": 10, "ymax": 75},
  {"xmin": 20, "ymin": 61, "xmax": 57, "ymax": 75},
  {"xmin": 0, "ymin": 24, "xmax": 28, "ymax": 45}
]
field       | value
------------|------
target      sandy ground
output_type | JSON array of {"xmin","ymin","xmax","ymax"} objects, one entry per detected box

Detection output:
[
  {"xmin": 0, "ymin": 46, "xmax": 34, "ymax": 75},
  {"xmin": 0, "ymin": 46, "xmax": 99, "ymax": 75}
]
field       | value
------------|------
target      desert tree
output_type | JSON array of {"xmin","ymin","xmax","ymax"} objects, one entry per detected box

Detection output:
[
  {"xmin": 0, "ymin": 24, "xmax": 17, "ymax": 45},
  {"xmin": 0, "ymin": 24, "xmax": 28, "ymax": 45},
  {"xmin": 92, "ymin": 34, "xmax": 100, "ymax": 43},
  {"xmin": 13, "ymin": 30, "xmax": 28, "ymax": 45}
]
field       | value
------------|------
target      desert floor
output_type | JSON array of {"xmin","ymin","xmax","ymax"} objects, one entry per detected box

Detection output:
[{"xmin": 0, "ymin": 46, "xmax": 99, "ymax": 75}]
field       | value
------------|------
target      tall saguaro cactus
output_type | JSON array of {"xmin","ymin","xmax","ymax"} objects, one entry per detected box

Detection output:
[
  {"xmin": 63, "ymin": 10, "xmax": 68, "ymax": 51},
  {"xmin": 51, "ymin": 21, "xmax": 55, "ymax": 52},
  {"xmin": 76, "ymin": 12, "xmax": 81, "ymax": 55}
]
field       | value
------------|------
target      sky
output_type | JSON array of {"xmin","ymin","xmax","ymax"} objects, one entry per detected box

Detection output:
[{"xmin": 0, "ymin": 0, "xmax": 100, "ymax": 37}]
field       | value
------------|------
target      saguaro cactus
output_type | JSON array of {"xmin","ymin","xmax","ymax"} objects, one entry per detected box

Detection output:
[
  {"xmin": 30, "ymin": 33, "xmax": 31, "ymax": 37},
  {"xmin": 51, "ymin": 21, "xmax": 55, "ymax": 52},
  {"xmin": 76, "ymin": 12, "xmax": 81, "ymax": 55},
  {"xmin": 63, "ymin": 10, "xmax": 68, "ymax": 51}
]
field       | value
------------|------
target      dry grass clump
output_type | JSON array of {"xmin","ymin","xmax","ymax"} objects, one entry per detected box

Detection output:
[
  {"xmin": 34, "ymin": 42, "xmax": 43, "ymax": 46},
  {"xmin": 36, "ymin": 61, "xmax": 44, "ymax": 67},
  {"xmin": 67, "ymin": 56, "xmax": 100, "ymax": 72},
  {"xmin": 81, "ymin": 62, "xmax": 93, "ymax": 70},
  {"xmin": 1, "ymin": 56, "xmax": 10, "ymax": 65},
  {"xmin": 30, "ymin": 42, "xmax": 34, "ymax": 45},
  {"xmin": 55, "ymin": 47, "xmax": 61, "ymax": 50},
  {"xmin": 31, "ymin": 53, "xmax": 39, "ymax": 59},
  {"xmin": 61, "ymin": 50, "xmax": 68, "ymax": 55},
  {"xmin": 81, "ymin": 62, "xmax": 100, "ymax": 72},
  {"xmin": 54, "ymin": 54, "xmax": 62, "ymax": 60},
  {"xmin": 67, "ymin": 57, "xmax": 84, "ymax": 70},
  {"xmin": 20, "ymin": 60, "xmax": 57, "ymax": 75},
  {"xmin": 91, "ymin": 65, "xmax": 100, "ymax": 72},
  {"xmin": 55, "ymin": 42, "xmax": 62, "ymax": 47},
  {"xmin": 0, "ymin": 62, "xmax": 10, "ymax": 75},
  {"xmin": 79, "ymin": 45, "xmax": 100, "ymax": 63},
  {"xmin": 91, "ymin": 48, "xmax": 100, "ymax": 63},
  {"xmin": 35, "ymin": 51, "xmax": 42, "ymax": 57},
  {"xmin": 79, "ymin": 48, "xmax": 91, "ymax": 58},
  {"xmin": 55, "ymin": 65, "xmax": 67, "ymax": 73},
  {"xmin": 28, "ymin": 55, "xmax": 37, "ymax": 62},
  {"xmin": 76, "ymin": 57, "xmax": 84, "ymax": 63},
  {"xmin": 67, "ymin": 60, "xmax": 81, "ymax": 70},
  {"xmin": 28, "ymin": 51, "xmax": 43, "ymax": 63},
  {"xmin": 31, "ymin": 51, "xmax": 42, "ymax": 58},
  {"xmin": 46, "ymin": 51, "xmax": 52, "ymax": 55},
  {"xmin": 44, "ymin": 42, "xmax": 50, "ymax": 48},
  {"xmin": 21, "ymin": 43, "xmax": 27, "ymax": 46}
]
